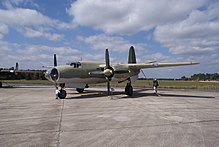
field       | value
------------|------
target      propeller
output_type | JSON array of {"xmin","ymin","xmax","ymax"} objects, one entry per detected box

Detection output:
[
  {"xmin": 102, "ymin": 49, "xmax": 131, "ymax": 95},
  {"xmin": 104, "ymin": 49, "xmax": 114, "ymax": 95}
]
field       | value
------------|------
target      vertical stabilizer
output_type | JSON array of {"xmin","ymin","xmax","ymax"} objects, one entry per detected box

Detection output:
[
  {"xmin": 15, "ymin": 62, "xmax": 19, "ymax": 71},
  {"xmin": 128, "ymin": 46, "xmax": 136, "ymax": 64}
]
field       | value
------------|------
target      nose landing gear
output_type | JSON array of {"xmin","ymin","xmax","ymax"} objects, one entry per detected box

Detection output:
[
  {"xmin": 58, "ymin": 89, "xmax": 67, "ymax": 99},
  {"xmin": 57, "ymin": 83, "xmax": 66, "ymax": 99}
]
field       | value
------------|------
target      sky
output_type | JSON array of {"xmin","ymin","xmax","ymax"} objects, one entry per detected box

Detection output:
[{"xmin": 0, "ymin": 0, "xmax": 218, "ymax": 78}]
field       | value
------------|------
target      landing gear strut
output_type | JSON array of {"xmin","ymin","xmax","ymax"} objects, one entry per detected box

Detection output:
[{"xmin": 125, "ymin": 79, "xmax": 133, "ymax": 96}]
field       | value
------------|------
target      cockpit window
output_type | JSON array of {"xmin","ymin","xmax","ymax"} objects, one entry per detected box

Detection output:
[{"xmin": 67, "ymin": 62, "xmax": 81, "ymax": 68}]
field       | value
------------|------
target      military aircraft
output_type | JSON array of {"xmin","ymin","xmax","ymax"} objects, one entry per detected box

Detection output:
[{"xmin": 45, "ymin": 46, "xmax": 199, "ymax": 99}]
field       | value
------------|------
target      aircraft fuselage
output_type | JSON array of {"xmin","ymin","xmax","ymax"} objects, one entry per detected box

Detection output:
[{"xmin": 45, "ymin": 61, "xmax": 139, "ymax": 88}]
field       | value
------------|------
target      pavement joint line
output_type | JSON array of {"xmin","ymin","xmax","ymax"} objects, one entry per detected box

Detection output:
[
  {"xmin": 0, "ymin": 130, "xmax": 59, "ymax": 135},
  {"xmin": 0, "ymin": 115, "xmax": 61, "ymax": 123},
  {"xmin": 57, "ymin": 99, "xmax": 65, "ymax": 147}
]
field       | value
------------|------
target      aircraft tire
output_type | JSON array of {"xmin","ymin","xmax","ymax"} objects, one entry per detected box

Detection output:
[
  {"xmin": 76, "ymin": 88, "xmax": 84, "ymax": 93},
  {"xmin": 125, "ymin": 85, "xmax": 133, "ymax": 96},
  {"xmin": 58, "ymin": 89, "xmax": 67, "ymax": 99}
]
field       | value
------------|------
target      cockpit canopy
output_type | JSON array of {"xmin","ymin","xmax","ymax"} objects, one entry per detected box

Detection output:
[{"xmin": 66, "ymin": 62, "xmax": 81, "ymax": 68}]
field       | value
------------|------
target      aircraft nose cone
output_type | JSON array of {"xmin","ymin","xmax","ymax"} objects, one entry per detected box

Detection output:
[{"xmin": 45, "ymin": 68, "xmax": 59, "ymax": 82}]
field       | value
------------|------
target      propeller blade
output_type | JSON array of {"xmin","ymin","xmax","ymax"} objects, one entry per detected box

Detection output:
[
  {"xmin": 54, "ymin": 54, "xmax": 57, "ymax": 67},
  {"xmin": 107, "ymin": 80, "xmax": 110, "ymax": 95},
  {"xmin": 104, "ymin": 49, "xmax": 113, "ymax": 96},
  {"xmin": 105, "ymin": 49, "xmax": 110, "ymax": 69}
]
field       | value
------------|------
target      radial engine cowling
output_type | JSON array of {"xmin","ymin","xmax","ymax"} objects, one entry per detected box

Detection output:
[{"xmin": 45, "ymin": 68, "xmax": 59, "ymax": 82}]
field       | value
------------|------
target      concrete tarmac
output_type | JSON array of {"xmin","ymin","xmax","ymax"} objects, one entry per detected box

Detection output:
[{"xmin": 0, "ymin": 87, "xmax": 219, "ymax": 147}]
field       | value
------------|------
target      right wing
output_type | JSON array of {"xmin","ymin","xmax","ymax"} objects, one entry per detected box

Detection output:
[{"xmin": 127, "ymin": 62, "xmax": 199, "ymax": 70}]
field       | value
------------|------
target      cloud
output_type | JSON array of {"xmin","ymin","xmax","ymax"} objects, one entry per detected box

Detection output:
[
  {"xmin": 77, "ymin": 34, "xmax": 152, "ymax": 64},
  {"xmin": 16, "ymin": 45, "xmax": 81, "ymax": 56},
  {"xmin": 0, "ymin": 6, "xmax": 72, "ymax": 41},
  {"xmin": 68, "ymin": 0, "xmax": 219, "ymax": 58},
  {"xmin": 2, "ymin": 0, "xmax": 37, "ymax": 9},
  {"xmin": 78, "ymin": 34, "xmax": 147, "ymax": 52},
  {"xmin": 0, "ymin": 40, "xmax": 14, "ymax": 52},
  {"xmin": 154, "ymin": 1, "xmax": 219, "ymax": 55},
  {"xmin": 68, "ymin": 0, "xmax": 207, "ymax": 34},
  {"xmin": 0, "ymin": 23, "xmax": 9, "ymax": 39},
  {"xmin": 0, "ymin": 8, "xmax": 50, "ymax": 27},
  {"xmin": 0, "ymin": 8, "xmax": 71, "ymax": 29},
  {"xmin": 0, "ymin": 23, "xmax": 9, "ymax": 34},
  {"xmin": 0, "ymin": 40, "xmax": 82, "ymax": 68},
  {"xmin": 18, "ymin": 27, "xmax": 64, "ymax": 41}
]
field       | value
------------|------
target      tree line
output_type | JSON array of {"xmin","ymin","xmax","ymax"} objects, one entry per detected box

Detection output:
[
  {"xmin": 181, "ymin": 73, "xmax": 219, "ymax": 81},
  {"xmin": 1, "ymin": 70, "xmax": 46, "ymax": 80}
]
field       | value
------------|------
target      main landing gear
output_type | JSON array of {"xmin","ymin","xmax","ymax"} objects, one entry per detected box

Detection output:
[
  {"xmin": 76, "ymin": 84, "xmax": 88, "ymax": 93},
  {"xmin": 125, "ymin": 79, "xmax": 133, "ymax": 96},
  {"xmin": 76, "ymin": 88, "xmax": 84, "ymax": 93}
]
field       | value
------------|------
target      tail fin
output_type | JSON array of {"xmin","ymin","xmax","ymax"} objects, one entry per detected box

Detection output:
[
  {"xmin": 15, "ymin": 62, "xmax": 19, "ymax": 71},
  {"xmin": 128, "ymin": 46, "xmax": 136, "ymax": 64}
]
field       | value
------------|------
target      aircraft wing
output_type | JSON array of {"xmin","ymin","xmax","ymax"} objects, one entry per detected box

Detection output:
[{"xmin": 127, "ymin": 62, "xmax": 199, "ymax": 70}]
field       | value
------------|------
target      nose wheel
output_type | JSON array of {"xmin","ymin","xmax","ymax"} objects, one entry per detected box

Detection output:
[{"xmin": 58, "ymin": 89, "xmax": 67, "ymax": 99}]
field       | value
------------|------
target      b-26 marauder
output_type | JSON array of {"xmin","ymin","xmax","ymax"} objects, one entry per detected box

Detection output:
[{"xmin": 45, "ymin": 46, "xmax": 199, "ymax": 99}]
